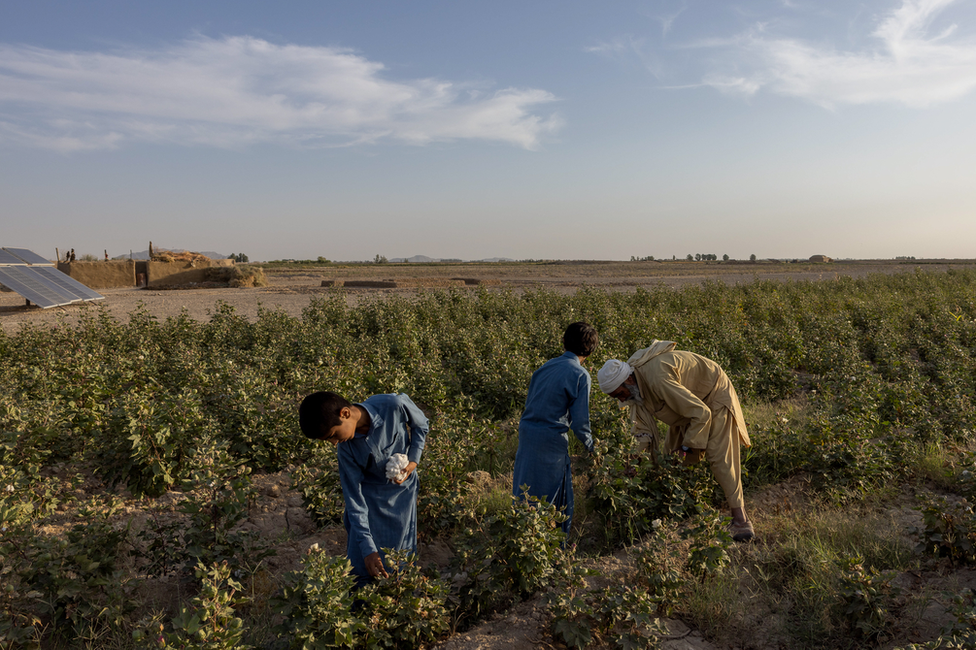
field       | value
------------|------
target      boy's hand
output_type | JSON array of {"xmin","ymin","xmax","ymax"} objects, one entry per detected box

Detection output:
[
  {"xmin": 365, "ymin": 552, "xmax": 388, "ymax": 578},
  {"xmin": 392, "ymin": 461, "xmax": 418, "ymax": 485},
  {"xmin": 581, "ymin": 448, "xmax": 600, "ymax": 470}
]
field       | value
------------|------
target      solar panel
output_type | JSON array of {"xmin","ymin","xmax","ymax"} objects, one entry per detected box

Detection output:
[
  {"xmin": 33, "ymin": 266, "xmax": 104, "ymax": 302},
  {"xmin": 0, "ymin": 266, "xmax": 75, "ymax": 309},
  {"xmin": 0, "ymin": 249, "xmax": 27, "ymax": 265},
  {"xmin": 2, "ymin": 248, "xmax": 54, "ymax": 265},
  {"xmin": 0, "ymin": 246, "xmax": 104, "ymax": 309}
]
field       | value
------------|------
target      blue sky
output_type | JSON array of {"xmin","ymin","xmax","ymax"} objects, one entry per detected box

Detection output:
[{"xmin": 2, "ymin": 0, "xmax": 975, "ymax": 262}]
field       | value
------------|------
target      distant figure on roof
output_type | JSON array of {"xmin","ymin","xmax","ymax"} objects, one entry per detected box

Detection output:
[{"xmin": 69, "ymin": 249, "xmax": 75, "ymax": 262}]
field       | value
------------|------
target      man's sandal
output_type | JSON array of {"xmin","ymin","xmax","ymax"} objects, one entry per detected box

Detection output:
[{"xmin": 728, "ymin": 521, "xmax": 755, "ymax": 543}]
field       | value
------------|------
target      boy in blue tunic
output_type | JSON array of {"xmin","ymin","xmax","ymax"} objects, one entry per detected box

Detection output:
[
  {"xmin": 299, "ymin": 391, "xmax": 428, "ymax": 586},
  {"xmin": 512, "ymin": 322, "xmax": 598, "ymax": 534}
]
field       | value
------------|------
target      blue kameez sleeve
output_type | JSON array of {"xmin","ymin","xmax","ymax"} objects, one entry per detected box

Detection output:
[
  {"xmin": 569, "ymin": 371, "xmax": 594, "ymax": 453},
  {"xmin": 398, "ymin": 394, "xmax": 429, "ymax": 464}
]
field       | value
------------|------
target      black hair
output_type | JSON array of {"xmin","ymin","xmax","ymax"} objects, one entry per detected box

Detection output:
[
  {"xmin": 298, "ymin": 391, "xmax": 352, "ymax": 439},
  {"xmin": 563, "ymin": 321, "xmax": 599, "ymax": 358}
]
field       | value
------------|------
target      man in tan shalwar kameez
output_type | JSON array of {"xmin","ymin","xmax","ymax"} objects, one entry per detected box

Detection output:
[{"xmin": 598, "ymin": 340, "xmax": 754, "ymax": 541}]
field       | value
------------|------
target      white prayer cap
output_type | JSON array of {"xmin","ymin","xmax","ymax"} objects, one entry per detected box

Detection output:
[{"xmin": 598, "ymin": 359, "xmax": 632, "ymax": 393}]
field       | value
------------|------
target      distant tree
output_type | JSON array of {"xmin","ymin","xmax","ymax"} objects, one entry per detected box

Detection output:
[
  {"xmin": 695, "ymin": 253, "xmax": 702, "ymax": 261},
  {"xmin": 749, "ymin": 253, "xmax": 757, "ymax": 262},
  {"xmin": 317, "ymin": 256, "xmax": 331, "ymax": 264},
  {"xmin": 374, "ymin": 254, "xmax": 389, "ymax": 264},
  {"xmin": 686, "ymin": 254, "xmax": 693, "ymax": 261},
  {"xmin": 228, "ymin": 253, "xmax": 249, "ymax": 263},
  {"xmin": 723, "ymin": 254, "xmax": 730, "ymax": 261}
]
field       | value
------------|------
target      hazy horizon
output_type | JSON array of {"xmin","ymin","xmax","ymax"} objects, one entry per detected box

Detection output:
[{"xmin": 40, "ymin": 248, "xmax": 971, "ymax": 265}]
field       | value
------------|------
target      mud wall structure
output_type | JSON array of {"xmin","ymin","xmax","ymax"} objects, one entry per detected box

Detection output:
[
  {"xmin": 58, "ymin": 259, "xmax": 234, "ymax": 288},
  {"xmin": 56, "ymin": 260, "xmax": 136, "ymax": 289},
  {"xmin": 144, "ymin": 259, "xmax": 233, "ymax": 287}
]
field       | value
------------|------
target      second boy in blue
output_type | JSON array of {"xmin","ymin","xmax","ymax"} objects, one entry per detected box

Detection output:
[{"xmin": 512, "ymin": 322, "xmax": 598, "ymax": 534}]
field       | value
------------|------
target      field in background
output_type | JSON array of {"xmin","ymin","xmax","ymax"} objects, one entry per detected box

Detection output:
[
  {"xmin": 260, "ymin": 258, "xmax": 976, "ymax": 290},
  {"xmin": 5, "ymin": 259, "xmax": 976, "ymax": 334}
]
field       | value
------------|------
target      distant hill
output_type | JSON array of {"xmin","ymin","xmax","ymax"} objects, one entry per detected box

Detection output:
[{"xmin": 388, "ymin": 255, "xmax": 453, "ymax": 263}]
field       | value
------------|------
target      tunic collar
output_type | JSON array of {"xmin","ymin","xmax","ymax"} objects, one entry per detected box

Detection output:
[{"xmin": 354, "ymin": 401, "xmax": 382, "ymax": 440}]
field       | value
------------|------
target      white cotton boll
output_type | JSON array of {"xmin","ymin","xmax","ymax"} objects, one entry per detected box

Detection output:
[{"xmin": 385, "ymin": 453, "xmax": 409, "ymax": 482}]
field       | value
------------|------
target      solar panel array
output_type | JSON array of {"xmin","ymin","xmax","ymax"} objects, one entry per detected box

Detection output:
[{"xmin": 0, "ymin": 247, "xmax": 105, "ymax": 309}]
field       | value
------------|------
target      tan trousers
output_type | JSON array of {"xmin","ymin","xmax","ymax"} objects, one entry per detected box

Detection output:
[{"xmin": 704, "ymin": 407, "xmax": 744, "ymax": 510}]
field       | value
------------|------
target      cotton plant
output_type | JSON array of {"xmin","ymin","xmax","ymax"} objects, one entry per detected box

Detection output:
[{"xmin": 385, "ymin": 454, "xmax": 409, "ymax": 482}]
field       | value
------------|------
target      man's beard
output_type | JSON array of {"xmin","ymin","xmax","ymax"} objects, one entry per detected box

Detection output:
[{"xmin": 618, "ymin": 382, "xmax": 642, "ymax": 406}]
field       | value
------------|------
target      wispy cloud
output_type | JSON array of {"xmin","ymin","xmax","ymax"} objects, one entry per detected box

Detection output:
[
  {"xmin": 585, "ymin": 35, "xmax": 667, "ymax": 78},
  {"xmin": 703, "ymin": 0, "xmax": 976, "ymax": 108},
  {"xmin": 586, "ymin": 1, "xmax": 686, "ymax": 76},
  {"xmin": 653, "ymin": 1, "xmax": 688, "ymax": 37},
  {"xmin": 585, "ymin": 35, "xmax": 648, "ymax": 59},
  {"xmin": 0, "ymin": 35, "xmax": 561, "ymax": 152}
]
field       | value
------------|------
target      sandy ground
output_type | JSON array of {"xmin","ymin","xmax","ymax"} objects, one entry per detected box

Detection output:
[{"xmin": 3, "ymin": 259, "xmax": 970, "ymax": 333}]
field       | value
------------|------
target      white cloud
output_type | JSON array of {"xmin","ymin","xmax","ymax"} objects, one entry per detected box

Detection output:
[
  {"xmin": 702, "ymin": 0, "xmax": 976, "ymax": 108},
  {"xmin": 0, "ymin": 35, "xmax": 561, "ymax": 152}
]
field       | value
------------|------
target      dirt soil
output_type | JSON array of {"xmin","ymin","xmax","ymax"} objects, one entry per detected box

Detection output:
[
  {"xmin": 3, "ymin": 259, "xmax": 972, "ymax": 333},
  {"xmin": 53, "ymin": 467, "xmax": 969, "ymax": 650},
  {"xmin": 5, "ymin": 258, "xmax": 976, "ymax": 649}
]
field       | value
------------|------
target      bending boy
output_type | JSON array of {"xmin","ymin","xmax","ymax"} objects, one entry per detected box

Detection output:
[
  {"xmin": 512, "ymin": 322, "xmax": 598, "ymax": 534},
  {"xmin": 299, "ymin": 391, "xmax": 428, "ymax": 585}
]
